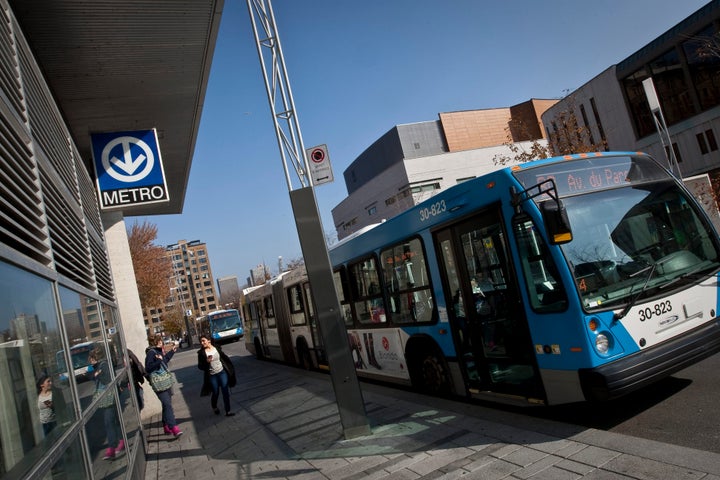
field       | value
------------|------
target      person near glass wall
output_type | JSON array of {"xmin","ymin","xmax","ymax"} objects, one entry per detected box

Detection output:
[
  {"xmin": 127, "ymin": 349, "xmax": 147, "ymax": 411},
  {"xmin": 89, "ymin": 350, "xmax": 125, "ymax": 459},
  {"xmin": 145, "ymin": 334, "xmax": 183, "ymax": 436},
  {"xmin": 36, "ymin": 374, "xmax": 68, "ymax": 436}
]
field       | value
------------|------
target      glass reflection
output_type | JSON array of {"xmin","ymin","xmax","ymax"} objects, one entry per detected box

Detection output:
[
  {"xmin": 85, "ymin": 403, "xmax": 128, "ymax": 478},
  {"xmin": 57, "ymin": 288, "xmax": 110, "ymax": 412},
  {"xmin": 49, "ymin": 435, "xmax": 89, "ymax": 479},
  {"xmin": 101, "ymin": 303, "xmax": 125, "ymax": 376},
  {"xmin": 118, "ymin": 370, "xmax": 142, "ymax": 455},
  {"xmin": 0, "ymin": 261, "xmax": 75, "ymax": 476}
]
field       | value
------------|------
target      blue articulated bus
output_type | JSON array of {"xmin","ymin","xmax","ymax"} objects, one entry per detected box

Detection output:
[{"xmin": 326, "ymin": 151, "xmax": 720, "ymax": 406}]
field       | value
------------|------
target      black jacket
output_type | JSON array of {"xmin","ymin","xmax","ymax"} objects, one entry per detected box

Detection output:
[
  {"xmin": 128, "ymin": 349, "xmax": 147, "ymax": 387},
  {"xmin": 197, "ymin": 344, "xmax": 236, "ymax": 395}
]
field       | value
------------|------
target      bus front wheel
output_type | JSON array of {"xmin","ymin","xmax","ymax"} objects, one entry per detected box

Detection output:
[{"xmin": 407, "ymin": 341, "xmax": 452, "ymax": 396}]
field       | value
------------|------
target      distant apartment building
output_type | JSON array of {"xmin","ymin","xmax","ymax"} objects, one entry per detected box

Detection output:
[
  {"xmin": 144, "ymin": 239, "xmax": 219, "ymax": 334},
  {"xmin": 249, "ymin": 263, "xmax": 271, "ymax": 286},
  {"xmin": 332, "ymin": 99, "xmax": 557, "ymax": 239},
  {"xmin": 217, "ymin": 275, "xmax": 241, "ymax": 307},
  {"xmin": 542, "ymin": 1, "xmax": 720, "ymax": 208}
]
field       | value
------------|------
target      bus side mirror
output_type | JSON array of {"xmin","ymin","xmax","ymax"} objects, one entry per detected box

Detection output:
[{"xmin": 541, "ymin": 200, "xmax": 573, "ymax": 245}]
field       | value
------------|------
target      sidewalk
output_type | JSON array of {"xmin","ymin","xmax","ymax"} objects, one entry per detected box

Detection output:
[{"xmin": 144, "ymin": 343, "xmax": 720, "ymax": 479}]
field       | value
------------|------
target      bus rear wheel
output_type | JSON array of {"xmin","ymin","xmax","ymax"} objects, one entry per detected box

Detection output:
[{"xmin": 408, "ymin": 342, "xmax": 452, "ymax": 396}]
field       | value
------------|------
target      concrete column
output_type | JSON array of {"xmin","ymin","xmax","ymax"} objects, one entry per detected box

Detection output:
[{"xmin": 101, "ymin": 211, "xmax": 160, "ymax": 420}]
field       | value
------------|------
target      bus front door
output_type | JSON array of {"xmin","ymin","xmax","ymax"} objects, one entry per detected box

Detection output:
[{"xmin": 436, "ymin": 210, "xmax": 542, "ymax": 400}]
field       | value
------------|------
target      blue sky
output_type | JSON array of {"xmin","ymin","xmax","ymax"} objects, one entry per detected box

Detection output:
[{"xmin": 137, "ymin": 0, "xmax": 709, "ymax": 284}]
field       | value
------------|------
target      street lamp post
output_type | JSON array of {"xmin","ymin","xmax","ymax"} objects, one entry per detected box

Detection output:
[{"xmin": 169, "ymin": 281, "xmax": 193, "ymax": 349}]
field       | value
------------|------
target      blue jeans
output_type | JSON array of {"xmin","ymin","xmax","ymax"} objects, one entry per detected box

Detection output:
[
  {"xmin": 156, "ymin": 388, "xmax": 177, "ymax": 427},
  {"xmin": 209, "ymin": 369, "xmax": 231, "ymax": 413},
  {"xmin": 103, "ymin": 406, "xmax": 120, "ymax": 448}
]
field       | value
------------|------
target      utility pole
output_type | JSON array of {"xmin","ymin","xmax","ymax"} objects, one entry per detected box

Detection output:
[{"xmin": 246, "ymin": 0, "xmax": 370, "ymax": 438}]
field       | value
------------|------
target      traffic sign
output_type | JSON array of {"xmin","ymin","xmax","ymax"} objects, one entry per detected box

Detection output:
[
  {"xmin": 91, "ymin": 128, "xmax": 169, "ymax": 210},
  {"xmin": 306, "ymin": 144, "xmax": 334, "ymax": 186}
]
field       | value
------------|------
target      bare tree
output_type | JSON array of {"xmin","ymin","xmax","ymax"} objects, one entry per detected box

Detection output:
[
  {"xmin": 285, "ymin": 256, "xmax": 305, "ymax": 271},
  {"xmin": 127, "ymin": 221, "xmax": 172, "ymax": 311},
  {"xmin": 545, "ymin": 95, "xmax": 607, "ymax": 156}
]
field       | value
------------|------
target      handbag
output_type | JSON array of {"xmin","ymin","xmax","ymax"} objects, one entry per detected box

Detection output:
[
  {"xmin": 149, "ymin": 362, "xmax": 174, "ymax": 393},
  {"xmin": 93, "ymin": 383, "xmax": 115, "ymax": 408}
]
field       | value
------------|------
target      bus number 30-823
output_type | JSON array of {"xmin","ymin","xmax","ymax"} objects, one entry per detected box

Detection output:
[
  {"xmin": 638, "ymin": 300, "xmax": 672, "ymax": 321},
  {"xmin": 419, "ymin": 200, "xmax": 447, "ymax": 222}
]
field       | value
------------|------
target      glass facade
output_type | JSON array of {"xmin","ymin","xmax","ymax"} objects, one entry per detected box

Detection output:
[
  {"xmin": 623, "ymin": 22, "xmax": 720, "ymax": 139},
  {"xmin": 0, "ymin": 260, "xmax": 141, "ymax": 479}
]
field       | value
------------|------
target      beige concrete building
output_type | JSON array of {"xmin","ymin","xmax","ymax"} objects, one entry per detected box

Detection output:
[{"xmin": 332, "ymin": 99, "xmax": 558, "ymax": 240}]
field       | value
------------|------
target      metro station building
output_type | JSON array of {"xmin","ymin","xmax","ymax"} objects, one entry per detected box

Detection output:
[{"xmin": 0, "ymin": 1, "xmax": 223, "ymax": 478}]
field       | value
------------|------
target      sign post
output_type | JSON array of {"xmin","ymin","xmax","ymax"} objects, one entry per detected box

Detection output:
[{"xmin": 306, "ymin": 144, "xmax": 334, "ymax": 185}]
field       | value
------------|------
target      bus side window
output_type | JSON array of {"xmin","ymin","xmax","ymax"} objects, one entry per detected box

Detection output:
[
  {"xmin": 513, "ymin": 217, "xmax": 567, "ymax": 312},
  {"xmin": 333, "ymin": 269, "xmax": 354, "ymax": 327},
  {"xmin": 349, "ymin": 257, "xmax": 386, "ymax": 324},
  {"xmin": 380, "ymin": 237, "xmax": 434, "ymax": 324}
]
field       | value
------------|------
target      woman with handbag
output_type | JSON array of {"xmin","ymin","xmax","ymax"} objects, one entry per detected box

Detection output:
[
  {"xmin": 197, "ymin": 335, "xmax": 236, "ymax": 416},
  {"xmin": 145, "ymin": 334, "xmax": 182, "ymax": 436}
]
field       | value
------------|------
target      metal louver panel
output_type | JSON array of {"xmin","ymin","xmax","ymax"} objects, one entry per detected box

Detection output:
[
  {"xmin": 38, "ymin": 160, "xmax": 94, "ymax": 290},
  {"xmin": 88, "ymin": 231, "xmax": 114, "ymax": 299},
  {"xmin": 0, "ymin": 7, "xmax": 51, "ymax": 265},
  {"xmin": 0, "ymin": 5, "xmax": 23, "ymax": 116},
  {"xmin": 17, "ymin": 45, "xmax": 78, "ymax": 204},
  {"xmin": 76, "ymin": 145, "xmax": 114, "ymax": 299},
  {"xmin": 75, "ymin": 145, "xmax": 103, "ymax": 236}
]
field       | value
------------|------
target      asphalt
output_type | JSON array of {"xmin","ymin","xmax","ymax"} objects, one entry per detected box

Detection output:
[{"xmin": 144, "ymin": 342, "xmax": 720, "ymax": 480}]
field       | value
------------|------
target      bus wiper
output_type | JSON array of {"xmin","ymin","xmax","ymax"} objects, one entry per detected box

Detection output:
[
  {"xmin": 613, "ymin": 263, "xmax": 656, "ymax": 322},
  {"xmin": 660, "ymin": 265, "xmax": 707, "ymax": 290}
]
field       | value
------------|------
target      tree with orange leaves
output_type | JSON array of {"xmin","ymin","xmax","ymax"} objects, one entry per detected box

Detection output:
[{"xmin": 127, "ymin": 221, "xmax": 172, "ymax": 312}]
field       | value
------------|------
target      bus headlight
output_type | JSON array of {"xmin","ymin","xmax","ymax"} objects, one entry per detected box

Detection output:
[{"xmin": 595, "ymin": 333, "xmax": 610, "ymax": 354}]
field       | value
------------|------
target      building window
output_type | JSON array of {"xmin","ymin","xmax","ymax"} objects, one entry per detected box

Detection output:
[
  {"xmin": 414, "ymin": 142, "xmax": 420, "ymax": 149},
  {"xmin": 682, "ymin": 24, "xmax": 720, "ymax": 112},
  {"xmin": 697, "ymin": 132, "xmax": 709, "ymax": 154},
  {"xmin": 579, "ymin": 103, "xmax": 596, "ymax": 145},
  {"xmin": 589, "ymin": 98, "xmax": 606, "ymax": 148},
  {"xmin": 368, "ymin": 206, "xmax": 377, "ymax": 215},
  {"xmin": 385, "ymin": 197, "xmax": 396, "ymax": 206},
  {"xmin": 664, "ymin": 142, "xmax": 683, "ymax": 164},
  {"xmin": 696, "ymin": 130, "xmax": 718, "ymax": 155},
  {"xmin": 410, "ymin": 183, "xmax": 440, "ymax": 194},
  {"xmin": 456, "ymin": 176, "xmax": 475, "ymax": 183},
  {"xmin": 706, "ymin": 129, "xmax": 718, "ymax": 151}
]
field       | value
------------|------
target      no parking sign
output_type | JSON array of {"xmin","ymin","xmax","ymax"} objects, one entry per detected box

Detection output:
[{"xmin": 306, "ymin": 144, "xmax": 334, "ymax": 186}]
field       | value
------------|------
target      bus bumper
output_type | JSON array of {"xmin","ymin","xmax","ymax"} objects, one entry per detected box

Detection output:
[{"xmin": 578, "ymin": 317, "xmax": 720, "ymax": 402}]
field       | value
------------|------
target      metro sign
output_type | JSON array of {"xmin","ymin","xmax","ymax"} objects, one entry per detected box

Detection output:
[{"xmin": 91, "ymin": 129, "xmax": 169, "ymax": 210}]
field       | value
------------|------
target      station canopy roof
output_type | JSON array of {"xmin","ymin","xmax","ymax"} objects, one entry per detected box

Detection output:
[{"xmin": 9, "ymin": 0, "xmax": 224, "ymax": 216}]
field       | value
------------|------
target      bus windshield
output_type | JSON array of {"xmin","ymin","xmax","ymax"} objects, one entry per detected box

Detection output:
[
  {"xmin": 515, "ymin": 155, "xmax": 720, "ymax": 311},
  {"xmin": 211, "ymin": 312, "xmax": 241, "ymax": 332}
]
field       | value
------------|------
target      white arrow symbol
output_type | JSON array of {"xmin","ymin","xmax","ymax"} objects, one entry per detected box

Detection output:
[
  {"xmin": 101, "ymin": 136, "xmax": 155, "ymax": 183},
  {"xmin": 110, "ymin": 140, "xmax": 147, "ymax": 174}
]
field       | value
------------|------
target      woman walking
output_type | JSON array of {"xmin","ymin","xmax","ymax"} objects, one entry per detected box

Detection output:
[
  {"xmin": 197, "ymin": 335, "xmax": 236, "ymax": 416},
  {"xmin": 145, "ymin": 334, "xmax": 182, "ymax": 436}
]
